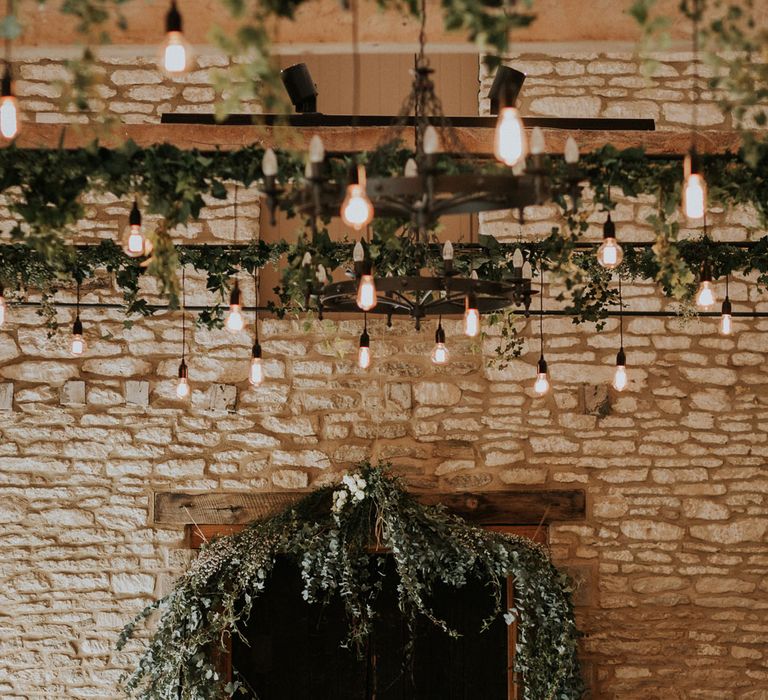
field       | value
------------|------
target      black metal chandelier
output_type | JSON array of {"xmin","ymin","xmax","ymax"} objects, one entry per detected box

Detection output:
[{"xmin": 255, "ymin": 0, "xmax": 586, "ymax": 343}]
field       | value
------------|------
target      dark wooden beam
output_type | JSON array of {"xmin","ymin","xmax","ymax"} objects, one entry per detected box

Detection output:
[
  {"xmin": 184, "ymin": 522, "xmax": 550, "ymax": 549},
  {"xmin": 154, "ymin": 488, "xmax": 585, "ymax": 527},
  {"xmin": 2, "ymin": 123, "xmax": 745, "ymax": 155}
]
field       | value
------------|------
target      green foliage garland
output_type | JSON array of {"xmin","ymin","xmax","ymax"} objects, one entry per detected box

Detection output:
[
  {"xmin": 1, "ymin": 140, "xmax": 767, "ymax": 352},
  {"xmin": 118, "ymin": 463, "xmax": 584, "ymax": 700}
]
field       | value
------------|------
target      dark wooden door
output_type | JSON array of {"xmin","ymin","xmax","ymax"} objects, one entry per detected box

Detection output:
[{"xmin": 232, "ymin": 556, "xmax": 509, "ymax": 699}]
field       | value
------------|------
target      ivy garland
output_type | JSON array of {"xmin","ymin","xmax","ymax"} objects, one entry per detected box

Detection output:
[
  {"xmin": 1, "ymin": 140, "xmax": 768, "ymax": 360},
  {"xmin": 118, "ymin": 463, "xmax": 584, "ymax": 700}
]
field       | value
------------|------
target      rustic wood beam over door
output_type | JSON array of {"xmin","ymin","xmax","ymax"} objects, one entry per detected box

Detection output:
[{"xmin": 154, "ymin": 488, "xmax": 586, "ymax": 527}]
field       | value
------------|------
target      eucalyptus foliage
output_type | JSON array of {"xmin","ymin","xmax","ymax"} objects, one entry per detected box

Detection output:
[
  {"xmin": 118, "ymin": 463, "xmax": 584, "ymax": 700},
  {"xmin": 1, "ymin": 140, "xmax": 768, "ymax": 349}
]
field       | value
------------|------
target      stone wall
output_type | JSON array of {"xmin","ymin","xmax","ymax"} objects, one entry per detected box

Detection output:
[{"xmin": 1, "ymin": 48, "xmax": 767, "ymax": 700}]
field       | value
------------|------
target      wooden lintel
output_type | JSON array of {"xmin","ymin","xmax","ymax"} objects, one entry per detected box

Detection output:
[
  {"xmin": 3, "ymin": 123, "xmax": 744, "ymax": 155},
  {"xmin": 154, "ymin": 488, "xmax": 586, "ymax": 527},
  {"xmin": 184, "ymin": 522, "xmax": 549, "ymax": 550}
]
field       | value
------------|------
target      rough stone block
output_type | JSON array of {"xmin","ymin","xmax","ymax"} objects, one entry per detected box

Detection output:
[
  {"xmin": 582, "ymin": 384, "xmax": 610, "ymax": 416},
  {"xmin": 208, "ymin": 383, "xmax": 237, "ymax": 413},
  {"xmin": 0, "ymin": 382, "xmax": 13, "ymax": 410},
  {"xmin": 60, "ymin": 380, "xmax": 86, "ymax": 406},
  {"xmin": 125, "ymin": 380, "xmax": 149, "ymax": 406}
]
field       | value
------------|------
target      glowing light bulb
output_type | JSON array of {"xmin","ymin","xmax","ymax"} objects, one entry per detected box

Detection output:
[
  {"xmin": 0, "ymin": 95, "xmax": 19, "ymax": 140},
  {"xmin": 720, "ymin": 297, "xmax": 732, "ymax": 335},
  {"xmin": 249, "ymin": 357, "xmax": 264, "ymax": 385},
  {"xmin": 404, "ymin": 158, "xmax": 418, "ymax": 177},
  {"xmin": 431, "ymin": 321, "xmax": 449, "ymax": 365},
  {"xmin": 124, "ymin": 201, "xmax": 151, "ymax": 257},
  {"xmin": 176, "ymin": 360, "xmax": 190, "ymax": 398},
  {"xmin": 71, "ymin": 334, "xmax": 85, "ymax": 356},
  {"xmin": 684, "ymin": 173, "xmax": 707, "ymax": 220},
  {"xmin": 431, "ymin": 342, "xmax": 449, "ymax": 365},
  {"xmin": 533, "ymin": 357, "xmax": 549, "ymax": 396},
  {"xmin": 341, "ymin": 183, "xmax": 374, "ymax": 230},
  {"xmin": 442, "ymin": 240, "xmax": 454, "ymax": 262},
  {"xmin": 249, "ymin": 342, "xmax": 264, "ymax": 386},
  {"xmin": 613, "ymin": 364, "xmax": 628, "ymax": 392},
  {"xmin": 358, "ymin": 327, "xmax": 371, "ymax": 370},
  {"xmin": 316, "ymin": 264, "xmax": 328, "ymax": 284},
  {"xmin": 226, "ymin": 307, "xmax": 244, "ymax": 332},
  {"xmin": 163, "ymin": 33, "xmax": 188, "ymax": 73},
  {"xmin": 512, "ymin": 248, "xmax": 524, "ymax": 269},
  {"xmin": 494, "ymin": 107, "xmax": 527, "ymax": 167},
  {"xmin": 356, "ymin": 274, "xmax": 377, "ymax": 311},
  {"xmin": 613, "ymin": 348, "xmax": 627, "ymax": 391},
  {"xmin": 597, "ymin": 214, "xmax": 623, "ymax": 269},
  {"xmin": 161, "ymin": 1, "xmax": 191, "ymax": 74},
  {"xmin": 176, "ymin": 376, "xmax": 190, "ymax": 398},
  {"xmin": 522, "ymin": 261, "xmax": 532, "ymax": 279},
  {"xmin": 464, "ymin": 294, "xmax": 480, "ymax": 337},
  {"xmin": 262, "ymin": 148, "xmax": 278, "ymax": 177},
  {"xmin": 71, "ymin": 316, "xmax": 85, "ymax": 356},
  {"xmin": 0, "ymin": 66, "xmax": 19, "ymax": 140},
  {"xmin": 226, "ymin": 282, "xmax": 244, "ymax": 332},
  {"xmin": 695, "ymin": 280, "xmax": 716, "ymax": 310},
  {"xmin": 341, "ymin": 165, "xmax": 374, "ymax": 230}
]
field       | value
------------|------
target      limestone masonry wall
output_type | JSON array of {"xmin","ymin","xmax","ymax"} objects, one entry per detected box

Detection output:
[{"xmin": 0, "ymin": 49, "xmax": 766, "ymax": 700}]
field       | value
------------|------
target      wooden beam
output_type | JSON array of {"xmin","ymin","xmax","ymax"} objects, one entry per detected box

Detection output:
[
  {"xmin": 154, "ymin": 488, "xmax": 585, "ymax": 526},
  {"xmin": 3, "ymin": 123, "xmax": 745, "ymax": 155},
  {"xmin": 184, "ymin": 522, "xmax": 549, "ymax": 549}
]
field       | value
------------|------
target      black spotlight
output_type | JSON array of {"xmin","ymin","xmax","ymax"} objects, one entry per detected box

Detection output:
[
  {"xmin": 280, "ymin": 63, "xmax": 319, "ymax": 113},
  {"xmin": 488, "ymin": 66, "xmax": 526, "ymax": 115}
]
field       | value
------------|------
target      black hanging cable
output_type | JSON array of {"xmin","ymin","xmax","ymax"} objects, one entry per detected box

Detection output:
[
  {"xmin": 617, "ymin": 275, "xmax": 626, "ymax": 367},
  {"xmin": 181, "ymin": 266, "xmax": 186, "ymax": 363},
  {"xmin": 539, "ymin": 264, "xmax": 544, "ymax": 360}
]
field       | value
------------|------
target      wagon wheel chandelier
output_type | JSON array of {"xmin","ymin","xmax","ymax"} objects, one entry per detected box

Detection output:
[{"xmin": 257, "ymin": 0, "xmax": 584, "ymax": 339}]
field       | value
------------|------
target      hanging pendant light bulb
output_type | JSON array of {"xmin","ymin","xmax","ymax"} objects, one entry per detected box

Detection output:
[
  {"xmin": 71, "ymin": 315, "xmax": 85, "ymax": 356},
  {"xmin": 404, "ymin": 158, "xmax": 418, "ymax": 177},
  {"xmin": 176, "ymin": 359, "xmax": 190, "ymax": 398},
  {"xmin": 71, "ymin": 281, "xmax": 85, "ymax": 355},
  {"xmin": 176, "ymin": 267, "xmax": 190, "ymax": 398},
  {"xmin": 613, "ymin": 277, "xmax": 627, "ymax": 391},
  {"xmin": 161, "ymin": 0, "xmax": 193, "ymax": 74},
  {"xmin": 0, "ymin": 285, "xmax": 6, "ymax": 327},
  {"xmin": 249, "ymin": 342, "xmax": 264, "ymax": 386},
  {"xmin": 341, "ymin": 164, "xmax": 374, "ymax": 230},
  {"xmin": 494, "ymin": 107, "xmax": 527, "ymax": 167},
  {"xmin": 0, "ymin": 65, "xmax": 20, "ymax": 140},
  {"xmin": 358, "ymin": 316, "xmax": 371, "ymax": 370},
  {"xmin": 124, "ymin": 200, "xmax": 152, "ymax": 257},
  {"xmin": 249, "ymin": 268, "xmax": 265, "ymax": 386},
  {"xmin": 720, "ymin": 275, "xmax": 732, "ymax": 335},
  {"xmin": 431, "ymin": 317, "xmax": 449, "ymax": 365},
  {"xmin": 512, "ymin": 248, "xmax": 524, "ymax": 270},
  {"xmin": 597, "ymin": 213, "xmax": 624, "ymax": 269},
  {"xmin": 695, "ymin": 261, "xmax": 717, "ymax": 310},
  {"xmin": 613, "ymin": 348, "xmax": 628, "ymax": 392},
  {"xmin": 353, "ymin": 241, "xmax": 377, "ymax": 311},
  {"xmin": 464, "ymin": 292, "xmax": 480, "ymax": 337},
  {"xmin": 533, "ymin": 356, "xmax": 550, "ymax": 396},
  {"xmin": 683, "ymin": 148, "xmax": 707, "ymax": 220},
  {"xmin": 225, "ymin": 280, "xmax": 245, "ymax": 332},
  {"xmin": 533, "ymin": 265, "xmax": 549, "ymax": 395}
]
